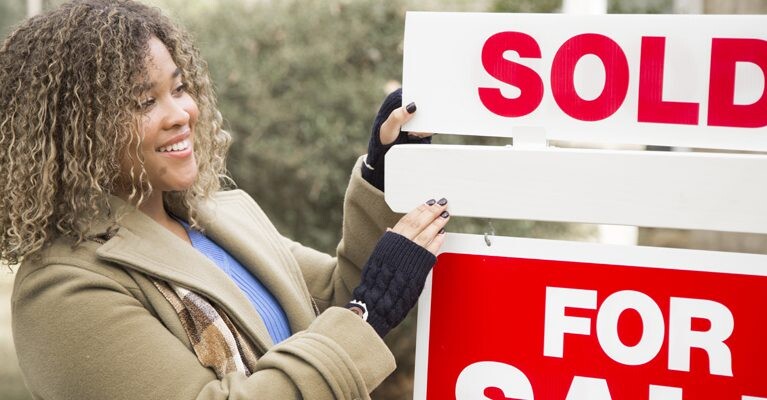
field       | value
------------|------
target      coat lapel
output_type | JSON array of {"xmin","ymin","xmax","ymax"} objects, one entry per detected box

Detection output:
[
  {"xmin": 191, "ymin": 190, "xmax": 316, "ymax": 333},
  {"xmin": 93, "ymin": 197, "xmax": 275, "ymax": 351}
]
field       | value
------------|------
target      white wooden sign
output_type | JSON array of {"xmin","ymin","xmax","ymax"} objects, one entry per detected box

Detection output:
[{"xmin": 402, "ymin": 12, "xmax": 767, "ymax": 151}]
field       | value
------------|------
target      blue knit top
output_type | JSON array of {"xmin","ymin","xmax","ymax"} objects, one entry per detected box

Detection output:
[{"xmin": 181, "ymin": 221, "xmax": 292, "ymax": 344}]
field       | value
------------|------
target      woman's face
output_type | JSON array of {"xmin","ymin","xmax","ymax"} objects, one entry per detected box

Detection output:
[{"xmin": 123, "ymin": 37, "xmax": 200, "ymax": 193}]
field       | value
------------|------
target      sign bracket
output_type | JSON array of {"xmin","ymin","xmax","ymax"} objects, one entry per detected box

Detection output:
[{"xmin": 511, "ymin": 127, "xmax": 548, "ymax": 149}]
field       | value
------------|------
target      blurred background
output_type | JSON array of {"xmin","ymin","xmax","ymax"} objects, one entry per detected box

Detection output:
[{"xmin": 2, "ymin": 0, "xmax": 766, "ymax": 399}]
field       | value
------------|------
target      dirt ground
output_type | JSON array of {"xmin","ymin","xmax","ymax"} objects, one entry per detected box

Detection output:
[{"xmin": 0, "ymin": 272, "xmax": 32, "ymax": 400}]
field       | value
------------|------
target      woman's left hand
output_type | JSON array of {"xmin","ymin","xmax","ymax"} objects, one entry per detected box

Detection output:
[
  {"xmin": 362, "ymin": 88, "xmax": 434, "ymax": 191},
  {"xmin": 377, "ymin": 98, "xmax": 433, "ymax": 146}
]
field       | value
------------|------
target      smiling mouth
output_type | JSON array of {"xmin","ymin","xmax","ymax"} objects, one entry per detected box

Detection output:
[{"xmin": 156, "ymin": 139, "xmax": 191, "ymax": 153}]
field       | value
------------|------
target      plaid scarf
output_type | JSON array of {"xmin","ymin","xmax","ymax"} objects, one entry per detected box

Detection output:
[{"xmin": 152, "ymin": 279, "xmax": 260, "ymax": 378}]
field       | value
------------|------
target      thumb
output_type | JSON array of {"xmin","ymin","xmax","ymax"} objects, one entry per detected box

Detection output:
[{"xmin": 379, "ymin": 102, "xmax": 417, "ymax": 145}]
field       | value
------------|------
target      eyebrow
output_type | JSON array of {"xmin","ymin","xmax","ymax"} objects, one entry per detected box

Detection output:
[{"xmin": 137, "ymin": 67, "xmax": 183, "ymax": 95}]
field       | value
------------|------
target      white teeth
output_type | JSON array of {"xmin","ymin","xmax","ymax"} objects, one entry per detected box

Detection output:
[{"xmin": 158, "ymin": 139, "xmax": 190, "ymax": 153}]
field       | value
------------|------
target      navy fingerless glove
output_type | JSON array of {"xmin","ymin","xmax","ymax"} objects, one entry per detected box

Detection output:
[
  {"xmin": 347, "ymin": 231, "xmax": 436, "ymax": 337},
  {"xmin": 362, "ymin": 88, "xmax": 431, "ymax": 192}
]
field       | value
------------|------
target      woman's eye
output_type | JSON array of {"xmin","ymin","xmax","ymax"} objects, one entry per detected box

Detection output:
[
  {"xmin": 139, "ymin": 98, "xmax": 156, "ymax": 111},
  {"xmin": 173, "ymin": 83, "xmax": 187, "ymax": 95}
]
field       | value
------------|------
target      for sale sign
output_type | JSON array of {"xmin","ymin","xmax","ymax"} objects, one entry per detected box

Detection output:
[
  {"xmin": 414, "ymin": 234, "xmax": 767, "ymax": 400},
  {"xmin": 401, "ymin": 13, "xmax": 767, "ymax": 151}
]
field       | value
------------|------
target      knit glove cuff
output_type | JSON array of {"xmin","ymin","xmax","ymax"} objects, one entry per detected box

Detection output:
[
  {"xmin": 349, "ymin": 231, "xmax": 437, "ymax": 337},
  {"xmin": 362, "ymin": 88, "xmax": 431, "ymax": 192}
]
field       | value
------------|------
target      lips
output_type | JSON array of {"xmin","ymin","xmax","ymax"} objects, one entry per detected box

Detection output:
[{"xmin": 155, "ymin": 131, "xmax": 191, "ymax": 153}]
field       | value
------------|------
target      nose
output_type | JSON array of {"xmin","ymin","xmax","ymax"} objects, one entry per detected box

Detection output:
[{"xmin": 163, "ymin": 97, "xmax": 190, "ymax": 129}]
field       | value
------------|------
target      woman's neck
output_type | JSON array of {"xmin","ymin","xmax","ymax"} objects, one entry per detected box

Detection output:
[{"xmin": 127, "ymin": 191, "xmax": 192, "ymax": 245}]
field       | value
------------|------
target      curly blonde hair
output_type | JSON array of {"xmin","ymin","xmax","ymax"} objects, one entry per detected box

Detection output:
[{"xmin": 0, "ymin": 0, "xmax": 231, "ymax": 264}]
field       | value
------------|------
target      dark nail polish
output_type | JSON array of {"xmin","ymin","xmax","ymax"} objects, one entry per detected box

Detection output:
[
  {"xmin": 406, "ymin": 102, "xmax": 417, "ymax": 114},
  {"xmin": 437, "ymin": 198, "xmax": 448, "ymax": 206},
  {"xmin": 441, "ymin": 211, "xmax": 449, "ymax": 218},
  {"xmin": 439, "ymin": 228, "xmax": 446, "ymax": 235},
  {"xmin": 426, "ymin": 199, "xmax": 436, "ymax": 206}
]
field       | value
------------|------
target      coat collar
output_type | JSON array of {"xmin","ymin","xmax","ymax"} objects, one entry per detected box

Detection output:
[
  {"xmin": 186, "ymin": 191, "xmax": 316, "ymax": 331},
  {"xmin": 92, "ymin": 193, "xmax": 315, "ymax": 351}
]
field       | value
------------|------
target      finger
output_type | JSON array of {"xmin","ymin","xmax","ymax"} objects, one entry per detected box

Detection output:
[
  {"xmin": 391, "ymin": 200, "xmax": 431, "ymax": 238},
  {"xmin": 379, "ymin": 102, "xmax": 417, "ymax": 145},
  {"xmin": 425, "ymin": 229, "xmax": 447, "ymax": 255},
  {"xmin": 412, "ymin": 210, "xmax": 450, "ymax": 248},
  {"xmin": 392, "ymin": 198, "xmax": 448, "ymax": 240}
]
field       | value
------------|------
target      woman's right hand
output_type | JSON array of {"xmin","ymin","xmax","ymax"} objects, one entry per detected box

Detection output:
[
  {"xmin": 387, "ymin": 197, "xmax": 449, "ymax": 255},
  {"xmin": 347, "ymin": 198, "xmax": 450, "ymax": 337}
]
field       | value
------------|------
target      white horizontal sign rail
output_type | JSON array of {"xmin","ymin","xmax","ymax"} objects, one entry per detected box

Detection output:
[
  {"xmin": 385, "ymin": 144, "xmax": 767, "ymax": 234},
  {"xmin": 402, "ymin": 12, "xmax": 767, "ymax": 151}
]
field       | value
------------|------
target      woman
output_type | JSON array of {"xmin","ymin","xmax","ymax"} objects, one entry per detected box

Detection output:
[{"xmin": 0, "ymin": 1, "xmax": 448, "ymax": 399}]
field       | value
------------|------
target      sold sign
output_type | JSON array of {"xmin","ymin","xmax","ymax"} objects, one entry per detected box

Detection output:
[
  {"xmin": 402, "ymin": 13, "xmax": 767, "ymax": 150},
  {"xmin": 413, "ymin": 234, "xmax": 767, "ymax": 400},
  {"xmin": 479, "ymin": 33, "xmax": 764, "ymax": 127}
]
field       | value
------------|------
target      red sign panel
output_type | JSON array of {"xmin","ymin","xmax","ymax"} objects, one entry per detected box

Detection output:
[{"xmin": 424, "ymin": 252, "xmax": 767, "ymax": 400}]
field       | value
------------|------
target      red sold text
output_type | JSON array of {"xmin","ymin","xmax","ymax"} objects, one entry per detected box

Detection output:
[
  {"xmin": 478, "ymin": 32, "xmax": 767, "ymax": 128},
  {"xmin": 455, "ymin": 286, "xmax": 764, "ymax": 400}
]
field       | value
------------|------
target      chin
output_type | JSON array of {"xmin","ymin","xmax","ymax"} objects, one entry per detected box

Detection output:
[
  {"xmin": 159, "ymin": 172, "xmax": 199, "ymax": 193},
  {"xmin": 172, "ymin": 177, "xmax": 198, "ymax": 192},
  {"xmin": 167, "ymin": 162, "xmax": 199, "ymax": 191}
]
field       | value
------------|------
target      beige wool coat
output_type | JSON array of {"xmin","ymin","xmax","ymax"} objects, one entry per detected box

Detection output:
[{"xmin": 12, "ymin": 158, "xmax": 402, "ymax": 400}]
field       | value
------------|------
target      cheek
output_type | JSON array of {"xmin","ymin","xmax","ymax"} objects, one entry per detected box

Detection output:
[
  {"xmin": 140, "ymin": 112, "xmax": 160, "ymax": 140},
  {"xmin": 184, "ymin": 95, "xmax": 200, "ymax": 126}
]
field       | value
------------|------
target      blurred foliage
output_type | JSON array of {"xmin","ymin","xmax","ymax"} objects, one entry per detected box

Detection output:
[
  {"xmin": 0, "ymin": 1, "xmax": 24, "ymax": 39},
  {"xmin": 490, "ymin": 0, "xmax": 676, "ymax": 14},
  {"xmin": 491, "ymin": 0, "xmax": 562, "ymax": 12},
  {"xmin": 609, "ymin": 0, "xmax": 674, "ymax": 13}
]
